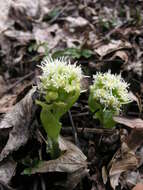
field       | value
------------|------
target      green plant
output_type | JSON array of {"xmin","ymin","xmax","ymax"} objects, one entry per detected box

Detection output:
[
  {"xmin": 88, "ymin": 71, "xmax": 131, "ymax": 128},
  {"xmin": 52, "ymin": 47, "xmax": 94, "ymax": 59},
  {"xmin": 37, "ymin": 56, "xmax": 82, "ymax": 158},
  {"xmin": 28, "ymin": 42, "xmax": 49, "ymax": 54}
]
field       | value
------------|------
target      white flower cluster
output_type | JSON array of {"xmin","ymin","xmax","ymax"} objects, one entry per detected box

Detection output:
[
  {"xmin": 38, "ymin": 56, "xmax": 82, "ymax": 95},
  {"xmin": 90, "ymin": 71, "xmax": 131, "ymax": 113}
]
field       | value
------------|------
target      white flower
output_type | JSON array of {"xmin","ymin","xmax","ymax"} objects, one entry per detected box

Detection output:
[
  {"xmin": 38, "ymin": 56, "xmax": 82, "ymax": 99},
  {"xmin": 90, "ymin": 71, "xmax": 131, "ymax": 113}
]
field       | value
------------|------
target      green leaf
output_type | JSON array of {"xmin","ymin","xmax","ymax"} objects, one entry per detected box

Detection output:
[
  {"xmin": 52, "ymin": 48, "xmax": 93, "ymax": 59},
  {"xmin": 23, "ymin": 160, "xmax": 42, "ymax": 175},
  {"xmin": 88, "ymin": 93, "xmax": 101, "ymax": 113},
  {"xmin": 81, "ymin": 49, "xmax": 94, "ymax": 58},
  {"xmin": 40, "ymin": 108, "xmax": 61, "ymax": 140},
  {"xmin": 28, "ymin": 42, "xmax": 39, "ymax": 53},
  {"xmin": 102, "ymin": 110, "xmax": 115, "ymax": 128},
  {"xmin": 43, "ymin": 8, "xmax": 60, "ymax": 21}
]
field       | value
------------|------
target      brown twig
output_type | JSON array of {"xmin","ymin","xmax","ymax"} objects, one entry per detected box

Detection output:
[{"xmin": 62, "ymin": 127, "xmax": 115, "ymax": 136}]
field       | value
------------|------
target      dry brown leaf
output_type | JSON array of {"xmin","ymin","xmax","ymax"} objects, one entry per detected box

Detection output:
[
  {"xmin": 23, "ymin": 136, "xmax": 87, "ymax": 190},
  {"xmin": 122, "ymin": 171, "xmax": 143, "ymax": 189},
  {"xmin": 113, "ymin": 116, "xmax": 143, "ymax": 129},
  {"xmin": 0, "ymin": 158, "xmax": 17, "ymax": 184},
  {"xmin": 129, "ymin": 92, "xmax": 142, "ymax": 113},
  {"xmin": 111, "ymin": 50, "xmax": 128, "ymax": 64},
  {"xmin": 65, "ymin": 16, "xmax": 88, "ymax": 28},
  {"xmin": 0, "ymin": 0, "xmax": 13, "ymax": 33},
  {"xmin": 0, "ymin": 94, "xmax": 16, "ymax": 113},
  {"xmin": 10, "ymin": 0, "xmax": 41, "ymax": 19},
  {"xmin": 109, "ymin": 142, "xmax": 138, "ymax": 189},
  {"xmin": 4, "ymin": 30, "xmax": 33, "ymax": 44},
  {"xmin": 94, "ymin": 40, "xmax": 131, "ymax": 58},
  {"xmin": 0, "ymin": 88, "xmax": 36, "ymax": 161},
  {"xmin": 113, "ymin": 116, "xmax": 143, "ymax": 163},
  {"xmin": 28, "ymin": 136, "xmax": 87, "ymax": 174},
  {"xmin": 66, "ymin": 167, "xmax": 88, "ymax": 190},
  {"xmin": 33, "ymin": 24, "xmax": 64, "ymax": 52},
  {"xmin": 132, "ymin": 184, "xmax": 143, "ymax": 190}
]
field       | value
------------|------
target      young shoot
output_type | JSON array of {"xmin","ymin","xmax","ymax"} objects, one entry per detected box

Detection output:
[
  {"xmin": 88, "ymin": 71, "xmax": 131, "ymax": 128},
  {"xmin": 37, "ymin": 56, "xmax": 82, "ymax": 158}
]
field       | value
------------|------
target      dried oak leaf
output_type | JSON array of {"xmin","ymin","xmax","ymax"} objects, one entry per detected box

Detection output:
[
  {"xmin": 26, "ymin": 136, "xmax": 87, "ymax": 174},
  {"xmin": 121, "ymin": 171, "xmax": 143, "ymax": 189},
  {"xmin": 109, "ymin": 142, "xmax": 138, "ymax": 189},
  {"xmin": 111, "ymin": 50, "xmax": 128, "ymax": 64},
  {"xmin": 109, "ymin": 116, "xmax": 143, "ymax": 189},
  {"xmin": 94, "ymin": 40, "xmax": 131, "ymax": 58},
  {"xmin": 113, "ymin": 116, "xmax": 143, "ymax": 129},
  {"xmin": 0, "ymin": 88, "xmax": 36, "ymax": 161},
  {"xmin": 24, "ymin": 136, "xmax": 87, "ymax": 190}
]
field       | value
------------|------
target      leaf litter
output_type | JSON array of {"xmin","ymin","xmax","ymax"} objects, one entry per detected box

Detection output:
[{"xmin": 0, "ymin": 0, "xmax": 143, "ymax": 190}]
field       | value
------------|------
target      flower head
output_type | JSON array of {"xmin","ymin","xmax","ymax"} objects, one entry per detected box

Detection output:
[
  {"xmin": 89, "ymin": 71, "xmax": 131, "ymax": 113},
  {"xmin": 38, "ymin": 56, "xmax": 82, "ymax": 102}
]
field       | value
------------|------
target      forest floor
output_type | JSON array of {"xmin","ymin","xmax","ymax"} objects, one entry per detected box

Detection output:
[{"xmin": 0, "ymin": 0, "xmax": 143, "ymax": 190}]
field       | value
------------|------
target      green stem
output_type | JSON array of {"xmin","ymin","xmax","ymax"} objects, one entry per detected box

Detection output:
[
  {"xmin": 46, "ymin": 137, "xmax": 61, "ymax": 159},
  {"xmin": 40, "ymin": 108, "xmax": 62, "ymax": 159},
  {"xmin": 95, "ymin": 109, "xmax": 115, "ymax": 128}
]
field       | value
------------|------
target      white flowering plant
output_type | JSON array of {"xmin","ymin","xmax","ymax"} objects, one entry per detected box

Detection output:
[
  {"xmin": 37, "ymin": 56, "xmax": 82, "ymax": 158},
  {"xmin": 88, "ymin": 71, "xmax": 131, "ymax": 128}
]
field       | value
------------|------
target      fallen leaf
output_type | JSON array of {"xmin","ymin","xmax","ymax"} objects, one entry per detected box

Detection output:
[
  {"xmin": 109, "ymin": 143, "xmax": 138, "ymax": 176},
  {"xmin": 0, "ymin": 0, "xmax": 13, "ymax": 33},
  {"xmin": 64, "ymin": 167, "xmax": 88, "ymax": 190},
  {"xmin": 0, "ymin": 88, "xmax": 36, "ymax": 161},
  {"xmin": 111, "ymin": 50, "xmax": 128, "ymax": 64},
  {"xmin": 65, "ymin": 16, "xmax": 88, "ymax": 28},
  {"xmin": 129, "ymin": 92, "xmax": 142, "ymax": 113},
  {"xmin": 94, "ymin": 40, "xmax": 131, "ymax": 58},
  {"xmin": 123, "ymin": 171, "xmax": 142, "ymax": 189},
  {"xmin": 132, "ymin": 183, "xmax": 143, "ymax": 190},
  {"xmin": 0, "ymin": 158, "xmax": 17, "ymax": 184},
  {"xmin": 23, "ymin": 136, "xmax": 87, "ymax": 190},
  {"xmin": 26, "ymin": 136, "xmax": 87, "ymax": 174},
  {"xmin": 114, "ymin": 116, "xmax": 143, "ymax": 150},
  {"xmin": 110, "ymin": 173, "xmax": 120, "ymax": 190},
  {"xmin": 4, "ymin": 30, "xmax": 33, "ymax": 44},
  {"xmin": 0, "ymin": 75, "xmax": 7, "ymax": 98},
  {"xmin": 0, "ymin": 94, "xmax": 16, "ymax": 113},
  {"xmin": 33, "ymin": 24, "xmax": 64, "ymax": 52},
  {"xmin": 10, "ymin": 0, "xmax": 40, "ymax": 18},
  {"xmin": 109, "ymin": 141, "xmax": 138, "ymax": 189},
  {"xmin": 113, "ymin": 116, "xmax": 143, "ymax": 129}
]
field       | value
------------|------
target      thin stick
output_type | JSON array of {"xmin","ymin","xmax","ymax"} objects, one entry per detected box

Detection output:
[
  {"xmin": 62, "ymin": 127, "xmax": 115, "ymax": 136},
  {"xmin": 68, "ymin": 110, "xmax": 80, "ymax": 148}
]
